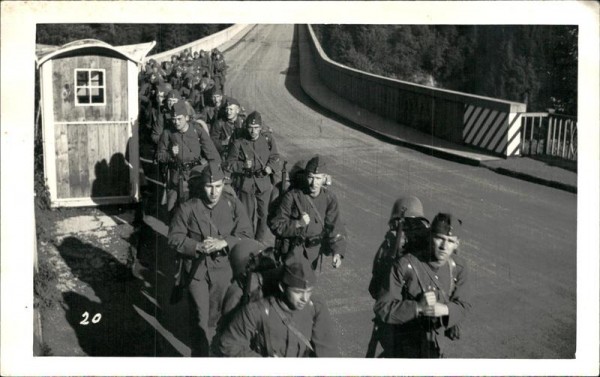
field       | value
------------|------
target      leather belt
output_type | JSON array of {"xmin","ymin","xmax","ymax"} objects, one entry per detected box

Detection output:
[
  {"xmin": 303, "ymin": 235, "xmax": 322, "ymax": 248},
  {"xmin": 243, "ymin": 169, "xmax": 268, "ymax": 178}
]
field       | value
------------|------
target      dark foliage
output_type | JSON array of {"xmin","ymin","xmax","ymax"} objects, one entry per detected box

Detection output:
[
  {"xmin": 313, "ymin": 25, "xmax": 577, "ymax": 115},
  {"xmin": 36, "ymin": 24, "xmax": 231, "ymax": 55}
]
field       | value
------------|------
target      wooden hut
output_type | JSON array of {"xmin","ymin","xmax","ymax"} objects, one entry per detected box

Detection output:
[{"xmin": 36, "ymin": 39, "xmax": 155, "ymax": 207}]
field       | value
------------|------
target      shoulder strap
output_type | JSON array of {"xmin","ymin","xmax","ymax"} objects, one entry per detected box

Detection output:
[
  {"xmin": 262, "ymin": 132, "xmax": 273, "ymax": 151},
  {"xmin": 259, "ymin": 300, "xmax": 274, "ymax": 357},
  {"xmin": 221, "ymin": 192, "xmax": 237, "ymax": 222},
  {"xmin": 448, "ymin": 257, "xmax": 457, "ymax": 296},
  {"xmin": 304, "ymin": 195, "xmax": 324, "ymax": 225},
  {"xmin": 404, "ymin": 254, "xmax": 426, "ymax": 294},
  {"xmin": 269, "ymin": 297, "xmax": 315, "ymax": 354}
]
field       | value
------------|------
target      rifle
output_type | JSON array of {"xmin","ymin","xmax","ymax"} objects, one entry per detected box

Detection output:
[
  {"xmin": 365, "ymin": 319, "xmax": 381, "ymax": 358},
  {"xmin": 280, "ymin": 161, "xmax": 289, "ymax": 193},
  {"xmin": 272, "ymin": 161, "xmax": 289, "ymax": 263},
  {"xmin": 366, "ymin": 206, "xmax": 407, "ymax": 358},
  {"xmin": 161, "ymin": 168, "xmax": 169, "ymax": 206},
  {"xmin": 391, "ymin": 206, "xmax": 408, "ymax": 259}
]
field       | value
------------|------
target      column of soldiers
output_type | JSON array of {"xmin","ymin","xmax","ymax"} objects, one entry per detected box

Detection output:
[{"xmin": 136, "ymin": 48, "xmax": 470, "ymax": 359}]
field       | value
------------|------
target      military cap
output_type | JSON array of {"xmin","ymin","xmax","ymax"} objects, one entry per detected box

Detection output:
[
  {"xmin": 211, "ymin": 87, "xmax": 223, "ymax": 96},
  {"xmin": 305, "ymin": 155, "xmax": 328, "ymax": 175},
  {"xmin": 172, "ymin": 101, "xmax": 188, "ymax": 117},
  {"xmin": 229, "ymin": 239, "xmax": 263, "ymax": 279},
  {"xmin": 226, "ymin": 97, "xmax": 241, "ymax": 108},
  {"xmin": 189, "ymin": 161, "xmax": 225, "ymax": 183},
  {"xmin": 282, "ymin": 260, "xmax": 317, "ymax": 289},
  {"xmin": 246, "ymin": 111, "xmax": 262, "ymax": 127},
  {"xmin": 167, "ymin": 89, "xmax": 181, "ymax": 100},
  {"xmin": 430, "ymin": 213, "xmax": 462, "ymax": 238}
]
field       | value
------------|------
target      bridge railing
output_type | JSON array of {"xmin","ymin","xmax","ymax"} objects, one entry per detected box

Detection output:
[
  {"xmin": 304, "ymin": 25, "xmax": 527, "ymax": 158},
  {"xmin": 519, "ymin": 112, "xmax": 578, "ymax": 160}
]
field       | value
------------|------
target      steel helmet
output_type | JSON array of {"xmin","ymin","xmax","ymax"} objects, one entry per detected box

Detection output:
[
  {"xmin": 389, "ymin": 196, "xmax": 428, "ymax": 223},
  {"xmin": 229, "ymin": 239, "xmax": 263, "ymax": 279}
]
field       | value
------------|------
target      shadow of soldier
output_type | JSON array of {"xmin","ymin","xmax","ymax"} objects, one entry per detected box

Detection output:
[
  {"xmin": 131, "ymin": 215, "xmax": 196, "ymax": 357},
  {"xmin": 91, "ymin": 153, "xmax": 131, "ymax": 201},
  {"xmin": 57, "ymin": 236, "xmax": 169, "ymax": 356}
]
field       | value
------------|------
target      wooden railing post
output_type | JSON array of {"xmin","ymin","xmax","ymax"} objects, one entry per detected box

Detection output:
[
  {"xmin": 529, "ymin": 117, "xmax": 535, "ymax": 155},
  {"xmin": 545, "ymin": 116, "xmax": 552, "ymax": 155}
]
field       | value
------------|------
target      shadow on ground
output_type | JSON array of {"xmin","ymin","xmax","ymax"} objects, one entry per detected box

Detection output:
[
  {"xmin": 56, "ymin": 235, "xmax": 184, "ymax": 356},
  {"xmin": 530, "ymin": 154, "xmax": 577, "ymax": 173}
]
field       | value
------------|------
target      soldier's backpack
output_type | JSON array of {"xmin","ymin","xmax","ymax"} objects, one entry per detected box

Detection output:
[
  {"xmin": 368, "ymin": 230, "xmax": 399, "ymax": 300},
  {"xmin": 241, "ymin": 247, "xmax": 282, "ymax": 305}
]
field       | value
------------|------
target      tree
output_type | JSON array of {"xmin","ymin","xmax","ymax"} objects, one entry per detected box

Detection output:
[{"xmin": 313, "ymin": 24, "xmax": 577, "ymax": 114}]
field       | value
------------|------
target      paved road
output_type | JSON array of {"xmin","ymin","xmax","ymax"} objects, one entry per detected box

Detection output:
[{"xmin": 141, "ymin": 24, "xmax": 576, "ymax": 359}]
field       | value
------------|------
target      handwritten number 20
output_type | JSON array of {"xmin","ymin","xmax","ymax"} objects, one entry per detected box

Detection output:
[{"xmin": 80, "ymin": 312, "xmax": 102, "ymax": 325}]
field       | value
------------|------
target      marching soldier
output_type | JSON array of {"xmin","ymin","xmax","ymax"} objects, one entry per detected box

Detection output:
[
  {"xmin": 210, "ymin": 97, "xmax": 245, "ymax": 159},
  {"xmin": 226, "ymin": 111, "xmax": 281, "ymax": 244},
  {"xmin": 214, "ymin": 259, "xmax": 339, "ymax": 357},
  {"xmin": 157, "ymin": 101, "xmax": 221, "ymax": 211},
  {"xmin": 212, "ymin": 48, "xmax": 227, "ymax": 91},
  {"xmin": 198, "ymin": 87, "xmax": 226, "ymax": 126},
  {"xmin": 198, "ymin": 49, "xmax": 213, "ymax": 78},
  {"xmin": 365, "ymin": 196, "xmax": 430, "ymax": 357},
  {"xmin": 169, "ymin": 162, "xmax": 253, "ymax": 356},
  {"xmin": 269, "ymin": 155, "xmax": 347, "ymax": 270},
  {"xmin": 197, "ymin": 77, "xmax": 216, "ymax": 112},
  {"xmin": 148, "ymin": 83, "xmax": 170, "ymax": 146},
  {"xmin": 373, "ymin": 212, "xmax": 471, "ymax": 358},
  {"xmin": 368, "ymin": 196, "xmax": 430, "ymax": 300},
  {"xmin": 169, "ymin": 65, "xmax": 184, "ymax": 91}
]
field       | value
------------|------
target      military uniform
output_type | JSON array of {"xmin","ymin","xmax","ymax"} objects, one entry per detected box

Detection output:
[
  {"xmin": 212, "ymin": 51, "xmax": 227, "ymax": 91},
  {"xmin": 156, "ymin": 102, "xmax": 221, "ymax": 210},
  {"xmin": 210, "ymin": 115, "xmax": 245, "ymax": 158},
  {"xmin": 226, "ymin": 112, "xmax": 280, "ymax": 242},
  {"xmin": 199, "ymin": 97, "xmax": 226, "ymax": 126},
  {"xmin": 368, "ymin": 196, "xmax": 430, "ymax": 301},
  {"xmin": 374, "ymin": 243, "xmax": 470, "ymax": 357},
  {"xmin": 169, "ymin": 68, "xmax": 184, "ymax": 91},
  {"xmin": 168, "ymin": 164, "xmax": 253, "ymax": 356},
  {"xmin": 269, "ymin": 186, "xmax": 346, "ymax": 270},
  {"xmin": 215, "ymin": 261, "xmax": 338, "ymax": 357},
  {"xmin": 145, "ymin": 84, "xmax": 171, "ymax": 147}
]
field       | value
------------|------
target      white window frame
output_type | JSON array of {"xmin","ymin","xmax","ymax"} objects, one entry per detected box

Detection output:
[{"xmin": 74, "ymin": 68, "xmax": 106, "ymax": 106}]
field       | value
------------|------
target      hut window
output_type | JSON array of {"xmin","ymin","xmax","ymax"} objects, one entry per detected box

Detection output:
[{"xmin": 75, "ymin": 69, "xmax": 106, "ymax": 106}]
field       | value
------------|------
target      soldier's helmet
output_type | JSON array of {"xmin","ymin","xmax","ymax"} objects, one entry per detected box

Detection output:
[
  {"xmin": 389, "ymin": 196, "xmax": 427, "ymax": 222},
  {"xmin": 389, "ymin": 196, "xmax": 429, "ymax": 232},
  {"xmin": 229, "ymin": 239, "xmax": 263, "ymax": 279},
  {"xmin": 389, "ymin": 196, "xmax": 430, "ymax": 250}
]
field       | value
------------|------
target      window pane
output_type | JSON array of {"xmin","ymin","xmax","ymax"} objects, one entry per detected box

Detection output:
[
  {"xmin": 76, "ymin": 71, "xmax": 89, "ymax": 86},
  {"xmin": 91, "ymin": 88, "xmax": 104, "ymax": 103},
  {"xmin": 77, "ymin": 88, "xmax": 90, "ymax": 103},
  {"xmin": 90, "ymin": 71, "xmax": 103, "ymax": 86}
]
